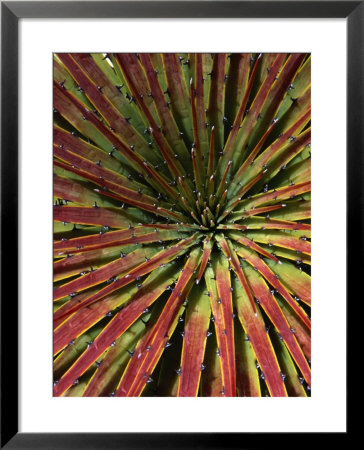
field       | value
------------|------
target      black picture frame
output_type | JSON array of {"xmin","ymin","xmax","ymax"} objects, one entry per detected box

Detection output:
[{"xmin": 1, "ymin": 1, "xmax": 356, "ymax": 448}]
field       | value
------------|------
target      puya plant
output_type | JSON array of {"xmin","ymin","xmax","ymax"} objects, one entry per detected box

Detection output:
[{"xmin": 53, "ymin": 53, "xmax": 311, "ymax": 397}]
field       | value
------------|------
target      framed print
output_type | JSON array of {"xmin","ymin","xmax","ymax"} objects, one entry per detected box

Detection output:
[{"xmin": 1, "ymin": 1, "xmax": 357, "ymax": 448}]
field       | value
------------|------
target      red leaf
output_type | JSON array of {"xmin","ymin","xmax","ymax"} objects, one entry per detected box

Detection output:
[
  {"xmin": 177, "ymin": 284, "xmax": 211, "ymax": 396},
  {"xmin": 232, "ymin": 275, "xmax": 287, "ymax": 396},
  {"xmin": 115, "ymin": 248, "xmax": 202, "ymax": 396},
  {"xmin": 53, "ymin": 246, "xmax": 158, "ymax": 301},
  {"xmin": 195, "ymin": 234, "xmax": 213, "ymax": 285},
  {"xmin": 228, "ymin": 233, "xmax": 280, "ymax": 263},
  {"xmin": 54, "ymin": 234, "xmax": 200, "ymax": 318},
  {"xmin": 244, "ymin": 267, "xmax": 311, "ymax": 386},
  {"xmin": 235, "ymin": 245, "xmax": 311, "ymax": 330},
  {"xmin": 54, "ymin": 206, "xmax": 138, "ymax": 228},
  {"xmin": 205, "ymin": 257, "xmax": 236, "ymax": 397},
  {"xmin": 53, "ymin": 264, "xmax": 180, "ymax": 396}
]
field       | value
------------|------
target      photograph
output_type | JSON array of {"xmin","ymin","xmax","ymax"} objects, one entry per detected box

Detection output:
[
  {"xmin": 53, "ymin": 52, "xmax": 311, "ymax": 398},
  {"xmin": 1, "ymin": 0, "xmax": 355, "ymax": 445}
]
